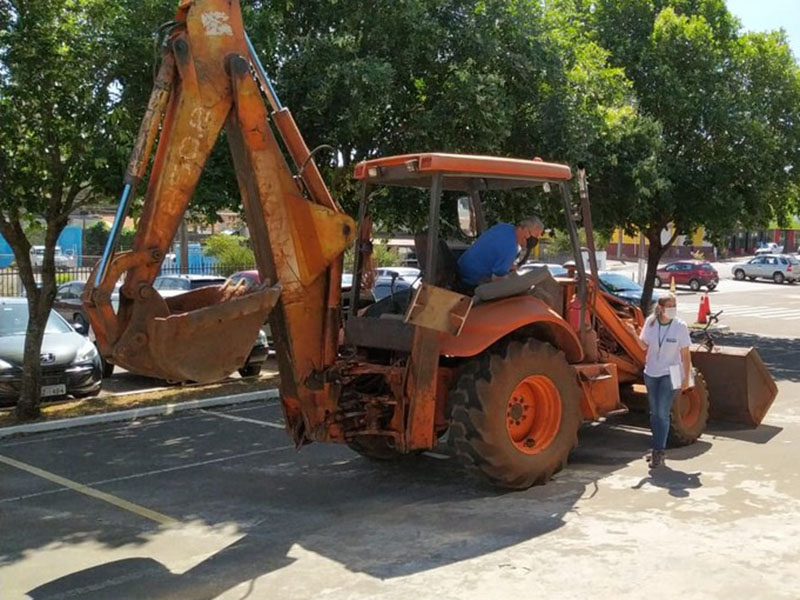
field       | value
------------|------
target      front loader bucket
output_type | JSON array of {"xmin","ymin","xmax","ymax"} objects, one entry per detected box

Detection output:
[
  {"xmin": 691, "ymin": 345, "xmax": 778, "ymax": 427},
  {"xmin": 145, "ymin": 283, "xmax": 282, "ymax": 383}
]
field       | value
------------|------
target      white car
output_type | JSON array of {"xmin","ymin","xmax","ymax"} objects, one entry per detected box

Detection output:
[
  {"xmin": 29, "ymin": 245, "xmax": 74, "ymax": 269},
  {"xmin": 152, "ymin": 274, "xmax": 227, "ymax": 298},
  {"xmin": 375, "ymin": 267, "xmax": 422, "ymax": 285},
  {"xmin": 732, "ymin": 254, "xmax": 799, "ymax": 284},
  {"xmin": 755, "ymin": 242, "xmax": 784, "ymax": 255}
]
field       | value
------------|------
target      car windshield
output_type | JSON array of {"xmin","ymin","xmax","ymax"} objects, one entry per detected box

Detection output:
[
  {"xmin": 788, "ymin": 256, "xmax": 800, "ymax": 265},
  {"xmin": 599, "ymin": 272, "xmax": 641, "ymax": 293},
  {"xmin": 0, "ymin": 304, "xmax": 72, "ymax": 336}
]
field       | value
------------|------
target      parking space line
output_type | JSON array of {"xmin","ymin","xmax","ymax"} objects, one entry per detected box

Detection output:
[
  {"xmin": 201, "ymin": 409, "xmax": 285, "ymax": 429},
  {"xmin": 0, "ymin": 445, "xmax": 295, "ymax": 505},
  {"xmin": 0, "ymin": 453, "xmax": 177, "ymax": 525}
]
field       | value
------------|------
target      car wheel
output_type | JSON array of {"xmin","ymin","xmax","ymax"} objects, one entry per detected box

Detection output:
[
  {"xmin": 773, "ymin": 272, "xmax": 785, "ymax": 284},
  {"xmin": 654, "ymin": 276, "xmax": 662, "ymax": 288},
  {"xmin": 238, "ymin": 363, "xmax": 262, "ymax": 378},
  {"xmin": 689, "ymin": 279, "xmax": 701, "ymax": 291},
  {"xmin": 734, "ymin": 269, "xmax": 745, "ymax": 281}
]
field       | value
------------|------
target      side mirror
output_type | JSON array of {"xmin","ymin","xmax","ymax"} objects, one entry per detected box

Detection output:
[
  {"xmin": 457, "ymin": 196, "xmax": 477, "ymax": 238},
  {"xmin": 73, "ymin": 321, "xmax": 87, "ymax": 335}
]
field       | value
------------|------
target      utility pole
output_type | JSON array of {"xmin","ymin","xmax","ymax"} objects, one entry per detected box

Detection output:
[
  {"xmin": 180, "ymin": 218, "xmax": 189, "ymax": 274},
  {"xmin": 637, "ymin": 232, "xmax": 646, "ymax": 284}
]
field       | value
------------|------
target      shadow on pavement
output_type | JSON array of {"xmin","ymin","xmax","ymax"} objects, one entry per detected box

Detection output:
[
  {"xmin": 17, "ymin": 416, "xmax": 709, "ymax": 600},
  {"xmin": 632, "ymin": 464, "xmax": 703, "ymax": 498}
]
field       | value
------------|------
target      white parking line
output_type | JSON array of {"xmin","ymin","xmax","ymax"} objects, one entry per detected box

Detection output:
[
  {"xmin": 0, "ymin": 444, "xmax": 295, "ymax": 505},
  {"xmin": 201, "ymin": 409, "xmax": 285, "ymax": 429}
]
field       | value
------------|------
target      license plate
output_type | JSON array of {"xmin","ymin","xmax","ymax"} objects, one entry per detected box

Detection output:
[{"xmin": 41, "ymin": 384, "xmax": 67, "ymax": 397}]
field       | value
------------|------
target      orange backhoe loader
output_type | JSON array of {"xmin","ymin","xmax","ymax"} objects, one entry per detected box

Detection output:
[{"xmin": 83, "ymin": 0, "xmax": 777, "ymax": 488}]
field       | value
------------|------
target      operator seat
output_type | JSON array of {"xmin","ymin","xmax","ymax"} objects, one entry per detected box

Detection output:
[{"xmin": 413, "ymin": 231, "xmax": 460, "ymax": 290}]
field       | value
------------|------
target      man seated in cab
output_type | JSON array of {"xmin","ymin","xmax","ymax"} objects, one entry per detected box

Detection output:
[{"xmin": 457, "ymin": 217, "xmax": 544, "ymax": 288}]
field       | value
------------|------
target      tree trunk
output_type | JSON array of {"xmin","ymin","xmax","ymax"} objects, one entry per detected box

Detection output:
[
  {"xmin": 13, "ymin": 229, "xmax": 61, "ymax": 421},
  {"xmin": 16, "ymin": 293, "xmax": 50, "ymax": 420},
  {"xmin": 641, "ymin": 226, "xmax": 679, "ymax": 314}
]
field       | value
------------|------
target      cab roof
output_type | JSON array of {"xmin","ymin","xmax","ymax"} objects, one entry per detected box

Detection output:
[{"xmin": 353, "ymin": 153, "xmax": 572, "ymax": 191}]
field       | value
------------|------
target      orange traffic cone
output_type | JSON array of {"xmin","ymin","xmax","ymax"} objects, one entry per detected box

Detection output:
[
  {"xmin": 669, "ymin": 276, "xmax": 676, "ymax": 293},
  {"xmin": 697, "ymin": 293, "xmax": 710, "ymax": 324}
]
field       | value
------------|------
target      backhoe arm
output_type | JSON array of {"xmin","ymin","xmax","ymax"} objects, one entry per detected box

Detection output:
[{"xmin": 84, "ymin": 0, "xmax": 355, "ymax": 442}]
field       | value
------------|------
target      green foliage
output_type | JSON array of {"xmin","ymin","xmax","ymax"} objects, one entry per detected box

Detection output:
[
  {"xmin": 203, "ymin": 234, "xmax": 255, "ymax": 274},
  {"xmin": 0, "ymin": 0, "xmax": 137, "ymax": 417},
  {"xmin": 83, "ymin": 221, "xmax": 110, "ymax": 256},
  {"xmin": 372, "ymin": 244, "xmax": 401, "ymax": 267}
]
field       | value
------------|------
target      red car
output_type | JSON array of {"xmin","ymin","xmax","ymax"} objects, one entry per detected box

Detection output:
[{"xmin": 654, "ymin": 260, "xmax": 718, "ymax": 291}]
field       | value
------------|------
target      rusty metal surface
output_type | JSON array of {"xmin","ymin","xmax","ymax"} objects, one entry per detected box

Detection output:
[
  {"xmin": 404, "ymin": 284, "xmax": 472, "ymax": 335},
  {"xmin": 692, "ymin": 345, "xmax": 778, "ymax": 427},
  {"xmin": 345, "ymin": 317, "xmax": 415, "ymax": 352},
  {"xmin": 439, "ymin": 295, "xmax": 583, "ymax": 362},
  {"xmin": 574, "ymin": 363, "xmax": 622, "ymax": 420},
  {"xmin": 85, "ymin": 0, "xmax": 353, "ymax": 414}
]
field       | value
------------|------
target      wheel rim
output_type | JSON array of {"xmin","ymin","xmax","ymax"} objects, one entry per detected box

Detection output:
[
  {"xmin": 675, "ymin": 387, "xmax": 701, "ymax": 429},
  {"xmin": 735, "ymin": 270, "xmax": 744, "ymax": 280},
  {"xmin": 506, "ymin": 375, "xmax": 562, "ymax": 455},
  {"xmin": 690, "ymin": 280, "xmax": 699, "ymax": 290}
]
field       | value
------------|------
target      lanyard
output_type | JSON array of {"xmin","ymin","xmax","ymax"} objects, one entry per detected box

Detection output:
[{"xmin": 657, "ymin": 320, "xmax": 672, "ymax": 354}]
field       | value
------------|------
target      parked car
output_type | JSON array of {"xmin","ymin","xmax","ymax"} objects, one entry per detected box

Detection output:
[
  {"xmin": 152, "ymin": 274, "xmax": 227, "ymax": 297},
  {"xmin": 518, "ymin": 262, "xmax": 569, "ymax": 278},
  {"xmin": 375, "ymin": 267, "xmax": 422, "ymax": 284},
  {"xmin": 732, "ymin": 254, "xmax": 799, "ymax": 284},
  {"xmin": 755, "ymin": 242, "xmax": 784, "ymax": 255},
  {"xmin": 597, "ymin": 271, "xmax": 666, "ymax": 312},
  {"xmin": 54, "ymin": 280, "xmax": 122, "ymax": 330},
  {"xmin": 0, "ymin": 298, "xmax": 102, "ymax": 404},
  {"xmin": 654, "ymin": 260, "xmax": 719, "ymax": 291},
  {"xmin": 54, "ymin": 281, "xmax": 120, "ymax": 378},
  {"xmin": 29, "ymin": 245, "xmax": 74, "ymax": 269}
]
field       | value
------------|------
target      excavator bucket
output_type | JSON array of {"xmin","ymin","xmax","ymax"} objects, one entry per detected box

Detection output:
[
  {"xmin": 691, "ymin": 345, "xmax": 778, "ymax": 427},
  {"xmin": 112, "ymin": 282, "xmax": 282, "ymax": 384}
]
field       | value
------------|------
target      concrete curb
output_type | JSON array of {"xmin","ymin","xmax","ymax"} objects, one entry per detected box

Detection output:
[{"xmin": 0, "ymin": 388, "xmax": 280, "ymax": 439}]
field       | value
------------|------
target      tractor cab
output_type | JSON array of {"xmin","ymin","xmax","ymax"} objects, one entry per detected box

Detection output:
[{"xmin": 346, "ymin": 153, "xmax": 587, "ymax": 355}]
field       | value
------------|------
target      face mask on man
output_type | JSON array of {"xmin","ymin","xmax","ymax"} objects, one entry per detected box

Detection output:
[{"xmin": 664, "ymin": 306, "xmax": 677, "ymax": 320}]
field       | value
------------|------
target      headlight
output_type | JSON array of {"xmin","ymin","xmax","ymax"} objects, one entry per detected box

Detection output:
[
  {"xmin": 256, "ymin": 329, "xmax": 267, "ymax": 345},
  {"xmin": 75, "ymin": 339, "xmax": 98, "ymax": 362},
  {"xmin": 0, "ymin": 358, "xmax": 13, "ymax": 370}
]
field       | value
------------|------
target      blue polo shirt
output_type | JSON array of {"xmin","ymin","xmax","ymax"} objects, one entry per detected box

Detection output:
[{"xmin": 457, "ymin": 223, "xmax": 519, "ymax": 285}]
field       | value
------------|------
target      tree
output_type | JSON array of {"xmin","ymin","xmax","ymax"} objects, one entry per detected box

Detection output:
[
  {"xmin": 0, "ymin": 0, "xmax": 125, "ymax": 419},
  {"xmin": 249, "ymin": 0, "xmax": 637, "ymax": 231},
  {"xmin": 203, "ymin": 234, "xmax": 255, "ymax": 275},
  {"xmin": 584, "ymin": 0, "xmax": 800, "ymax": 310}
]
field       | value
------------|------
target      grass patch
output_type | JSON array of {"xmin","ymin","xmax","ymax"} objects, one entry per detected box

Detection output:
[{"xmin": 0, "ymin": 374, "xmax": 280, "ymax": 428}]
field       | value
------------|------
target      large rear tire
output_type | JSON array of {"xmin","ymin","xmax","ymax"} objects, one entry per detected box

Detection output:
[
  {"xmin": 668, "ymin": 370, "xmax": 709, "ymax": 447},
  {"xmin": 448, "ymin": 340, "xmax": 582, "ymax": 489}
]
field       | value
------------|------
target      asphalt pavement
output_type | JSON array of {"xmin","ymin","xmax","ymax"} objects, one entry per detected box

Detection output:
[{"xmin": 1, "ymin": 266, "xmax": 799, "ymax": 599}]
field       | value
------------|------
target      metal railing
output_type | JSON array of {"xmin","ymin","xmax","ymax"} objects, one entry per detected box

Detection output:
[{"xmin": 0, "ymin": 263, "xmax": 257, "ymax": 297}]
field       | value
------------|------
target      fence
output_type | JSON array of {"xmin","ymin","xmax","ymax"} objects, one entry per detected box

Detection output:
[{"xmin": 0, "ymin": 263, "xmax": 257, "ymax": 297}]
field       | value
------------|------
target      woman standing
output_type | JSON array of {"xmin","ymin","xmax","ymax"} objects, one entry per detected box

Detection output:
[{"xmin": 639, "ymin": 294, "xmax": 693, "ymax": 468}]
